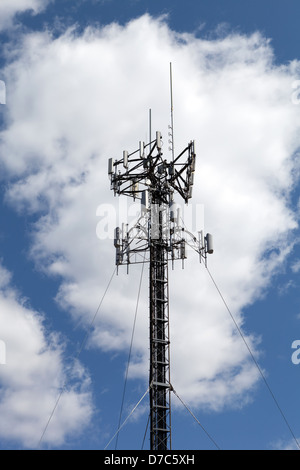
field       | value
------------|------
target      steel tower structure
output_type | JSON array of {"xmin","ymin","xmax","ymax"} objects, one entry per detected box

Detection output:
[{"xmin": 108, "ymin": 127, "xmax": 213, "ymax": 450}]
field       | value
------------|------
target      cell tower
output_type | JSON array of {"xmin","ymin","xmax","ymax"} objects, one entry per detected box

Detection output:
[{"xmin": 108, "ymin": 66, "xmax": 213, "ymax": 450}]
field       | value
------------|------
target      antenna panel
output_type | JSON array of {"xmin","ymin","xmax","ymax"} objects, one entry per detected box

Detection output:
[
  {"xmin": 114, "ymin": 227, "xmax": 121, "ymax": 248},
  {"xmin": 139, "ymin": 141, "xmax": 145, "ymax": 158},
  {"xmin": 141, "ymin": 190, "xmax": 149, "ymax": 213},
  {"xmin": 206, "ymin": 233, "xmax": 214, "ymax": 254},
  {"xmin": 123, "ymin": 150, "xmax": 128, "ymax": 169},
  {"xmin": 156, "ymin": 131, "xmax": 162, "ymax": 150},
  {"xmin": 108, "ymin": 158, "xmax": 113, "ymax": 175}
]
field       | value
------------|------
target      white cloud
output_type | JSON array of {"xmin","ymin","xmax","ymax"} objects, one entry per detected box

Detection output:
[
  {"xmin": 0, "ymin": 0, "xmax": 50, "ymax": 31},
  {"xmin": 0, "ymin": 263, "xmax": 93, "ymax": 448},
  {"xmin": 1, "ymin": 14, "xmax": 300, "ymax": 424},
  {"xmin": 291, "ymin": 259, "xmax": 300, "ymax": 273}
]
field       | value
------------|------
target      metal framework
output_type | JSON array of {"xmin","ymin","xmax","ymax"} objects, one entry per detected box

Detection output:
[{"xmin": 108, "ymin": 130, "xmax": 213, "ymax": 450}]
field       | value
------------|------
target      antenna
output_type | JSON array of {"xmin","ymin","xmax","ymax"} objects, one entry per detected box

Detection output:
[
  {"xmin": 169, "ymin": 62, "xmax": 175, "ymax": 161},
  {"xmin": 149, "ymin": 108, "xmax": 152, "ymax": 145},
  {"xmin": 107, "ymin": 67, "xmax": 213, "ymax": 450}
]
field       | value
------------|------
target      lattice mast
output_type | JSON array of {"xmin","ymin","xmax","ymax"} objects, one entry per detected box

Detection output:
[{"xmin": 108, "ymin": 67, "xmax": 213, "ymax": 451}]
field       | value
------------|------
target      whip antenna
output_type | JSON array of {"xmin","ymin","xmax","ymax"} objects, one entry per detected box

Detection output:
[{"xmin": 169, "ymin": 62, "xmax": 175, "ymax": 161}]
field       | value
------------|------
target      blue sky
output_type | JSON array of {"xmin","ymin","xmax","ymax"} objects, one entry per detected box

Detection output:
[{"xmin": 1, "ymin": 0, "xmax": 300, "ymax": 451}]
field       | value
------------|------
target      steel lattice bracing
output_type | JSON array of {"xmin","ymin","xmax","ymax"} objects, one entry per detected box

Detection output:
[{"xmin": 149, "ymin": 200, "xmax": 171, "ymax": 450}]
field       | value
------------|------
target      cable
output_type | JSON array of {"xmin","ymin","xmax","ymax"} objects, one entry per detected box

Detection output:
[
  {"xmin": 115, "ymin": 259, "xmax": 146, "ymax": 449},
  {"xmin": 104, "ymin": 387, "xmax": 150, "ymax": 450},
  {"xmin": 205, "ymin": 265, "xmax": 300, "ymax": 450},
  {"xmin": 37, "ymin": 266, "xmax": 117, "ymax": 448},
  {"xmin": 142, "ymin": 414, "xmax": 150, "ymax": 450},
  {"xmin": 172, "ymin": 387, "xmax": 221, "ymax": 450}
]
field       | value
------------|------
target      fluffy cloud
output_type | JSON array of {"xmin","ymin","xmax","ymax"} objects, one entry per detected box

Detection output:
[
  {"xmin": 1, "ymin": 14, "xmax": 300, "ymax": 431},
  {"xmin": 0, "ymin": 262, "xmax": 93, "ymax": 448},
  {"xmin": 0, "ymin": 0, "xmax": 50, "ymax": 31}
]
